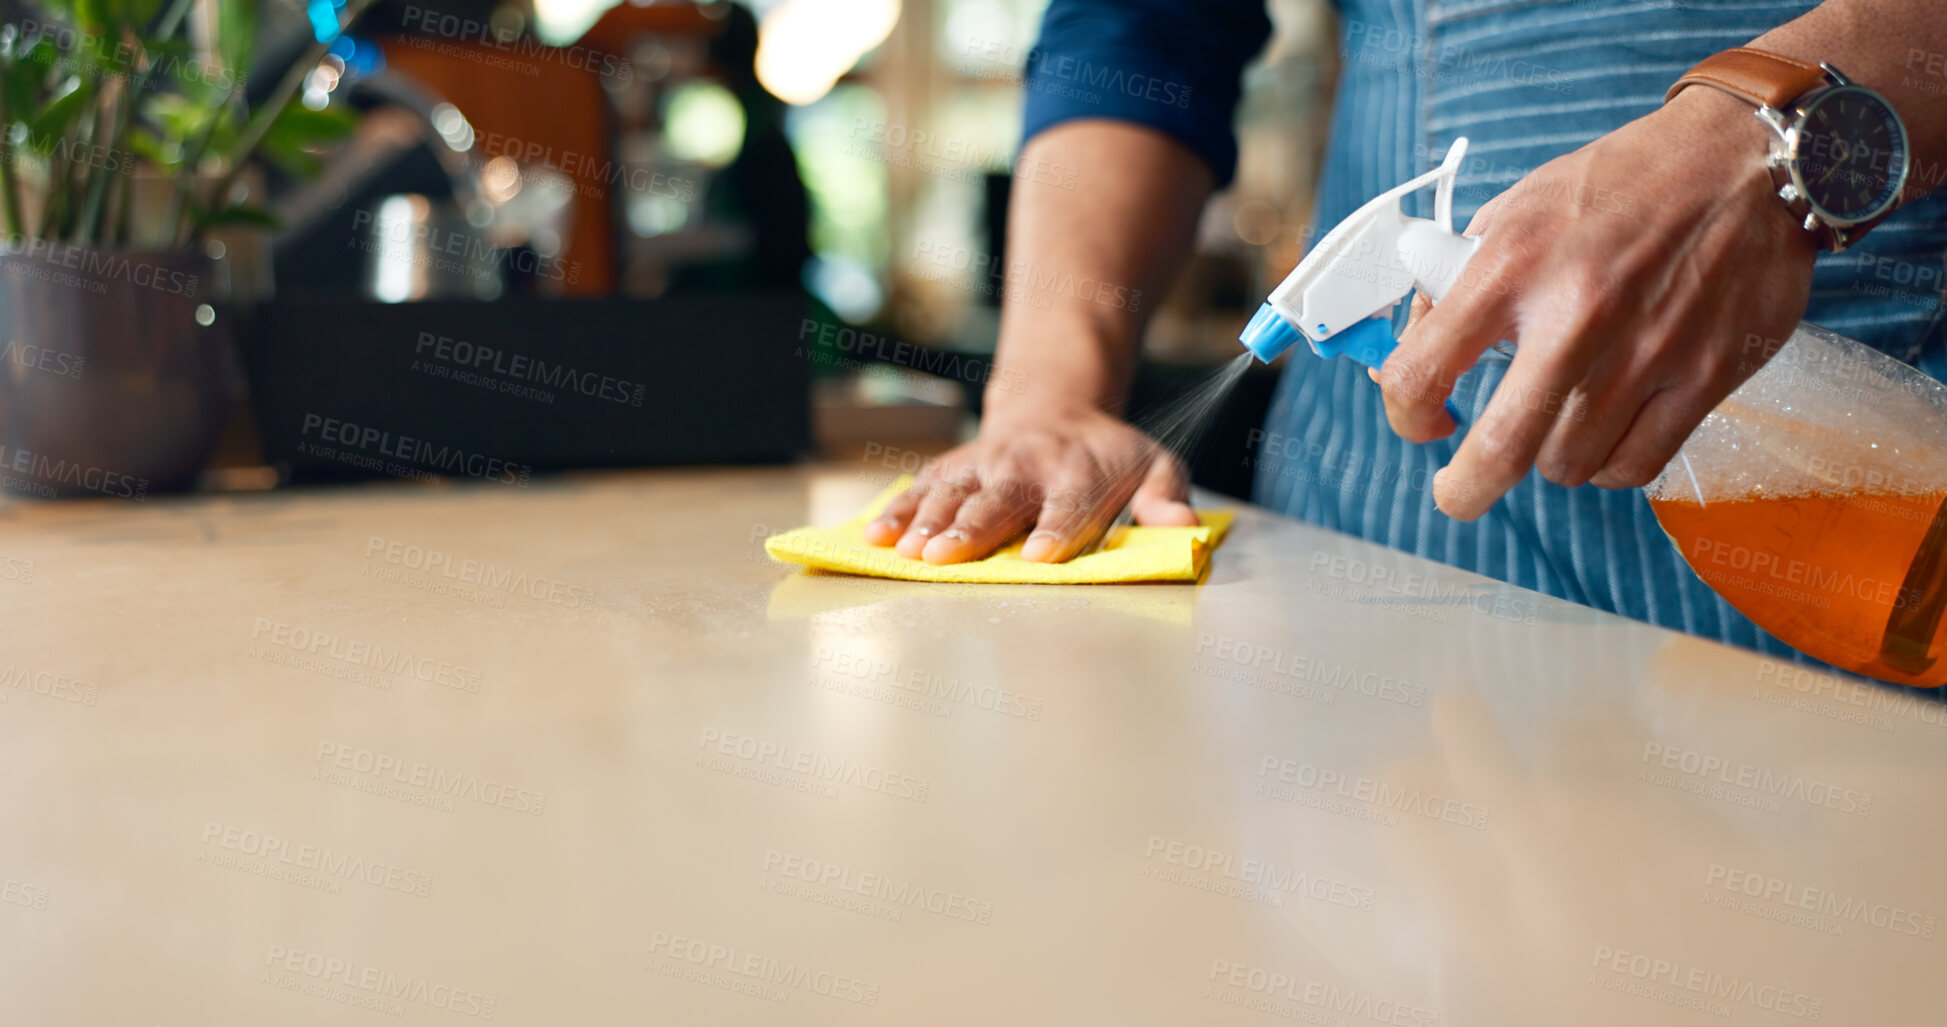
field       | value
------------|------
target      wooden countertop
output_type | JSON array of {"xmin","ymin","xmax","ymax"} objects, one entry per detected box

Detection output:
[{"xmin": 2, "ymin": 463, "xmax": 1942, "ymax": 1024}]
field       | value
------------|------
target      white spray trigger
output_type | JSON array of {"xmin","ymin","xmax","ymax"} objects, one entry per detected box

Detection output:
[{"xmin": 1244, "ymin": 138, "xmax": 1481, "ymax": 366}]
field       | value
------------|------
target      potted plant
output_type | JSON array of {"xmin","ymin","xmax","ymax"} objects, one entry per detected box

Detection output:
[{"xmin": 0, "ymin": 0, "xmax": 369, "ymax": 498}]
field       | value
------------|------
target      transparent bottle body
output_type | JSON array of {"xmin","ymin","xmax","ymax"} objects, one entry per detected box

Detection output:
[{"xmin": 1645, "ymin": 323, "xmax": 1947, "ymax": 687}]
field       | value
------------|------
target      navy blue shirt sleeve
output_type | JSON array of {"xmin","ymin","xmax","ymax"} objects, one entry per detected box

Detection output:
[{"xmin": 1019, "ymin": 0, "xmax": 1272, "ymax": 188}]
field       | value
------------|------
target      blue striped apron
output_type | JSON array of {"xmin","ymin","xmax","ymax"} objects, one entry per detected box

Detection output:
[{"xmin": 1254, "ymin": 0, "xmax": 1947, "ymax": 662}]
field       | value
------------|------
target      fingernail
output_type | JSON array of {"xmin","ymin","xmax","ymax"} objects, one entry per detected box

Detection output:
[
  {"xmin": 921, "ymin": 533, "xmax": 962, "ymax": 565},
  {"xmin": 942, "ymin": 528, "xmax": 968, "ymax": 541},
  {"xmin": 914, "ymin": 525, "xmax": 934, "ymax": 537},
  {"xmin": 869, "ymin": 517, "xmax": 897, "ymax": 531},
  {"xmin": 1432, "ymin": 470, "xmax": 1473, "ymax": 514},
  {"xmin": 1020, "ymin": 531, "xmax": 1059, "ymax": 561}
]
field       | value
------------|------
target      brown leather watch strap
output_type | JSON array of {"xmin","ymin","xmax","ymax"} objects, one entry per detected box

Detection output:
[{"xmin": 1664, "ymin": 47, "xmax": 1828, "ymax": 109}]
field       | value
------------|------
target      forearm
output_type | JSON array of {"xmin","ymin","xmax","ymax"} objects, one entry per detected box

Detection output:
[
  {"xmin": 985, "ymin": 120, "xmax": 1214, "ymax": 421},
  {"xmin": 1752, "ymin": 1, "xmax": 1947, "ymax": 200}
]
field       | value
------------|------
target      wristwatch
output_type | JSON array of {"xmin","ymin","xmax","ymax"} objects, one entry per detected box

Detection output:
[{"xmin": 1666, "ymin": 46, "xmax": 1910, "ymax": 251}]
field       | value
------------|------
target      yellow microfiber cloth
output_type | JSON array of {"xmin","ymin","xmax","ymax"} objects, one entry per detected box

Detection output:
[{"xmin": 765, "ymin": 476, "xmax": 1233, "ymax": 585}]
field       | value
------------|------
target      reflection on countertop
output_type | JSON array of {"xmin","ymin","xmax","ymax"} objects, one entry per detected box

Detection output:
[{"xmin": 1, "ymin": 463, "xmax": 1941, "ymax": 1025}]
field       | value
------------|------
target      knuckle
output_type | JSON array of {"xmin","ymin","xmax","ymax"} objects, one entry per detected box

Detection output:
[
  {"xmin": 1601, "ymin": 459, "xmax": 1661, "ymax": 489},
  {"xmin": 1466, "ymin": 199, "xmax": 1502, "ymax": 233},
  {"xmin": 993, "ymin": 438, "xmax": 1047, "ymax": 470},
  {"xmin": 1691, "ymin": 350, "xmax": 1747, "ymax": 394},
  {"xmin": 1146, "ymin": 457, "xmax": 1189, "ymax": 492},
  {"xmin": 1554, "ymin": 386, "xmax": 1594, "ymax": 426},
  {"xmin": 1477, "ymin": 226, "xmax": 1539, "ymax": 275},
  {"xmin": 950, "ymin": 511, "xmax": 991, "ymax": 536},
  {"xmin": 1034, "ymin": 510, "xmax": 1081, "ymax": 536},
  {"xmin": 983, "ymin": 479, "xmax": 1038, "ymax": 514},
  {"xmin": 1553, "ymin": 268, "xmax": 1625, "ymax": 326},
  {"xmin": 1391, "ymin": 413, "xmax": 1444, "ymax": 446},
  {"xmin": 1058, "ymin": 489, "xmax": 1098, "ymax": 519},
  {"xmin": 1534, "ymin": 448, "xmax": 1591, "ymax": 488},
  {"xmin": 914, "ymin": 451, "xmax": 964, "ymax": 483},
  {"xmin": 916, "ymin": 491, "xmax": 963, "ymax": 518},
  {"xmin": 1039, "ymin": 479, "xmax": 1088, "ymax": 517},
  {"xmin": 1381, "ymin": 359, "xmax": 1445, "ymax": 406}
]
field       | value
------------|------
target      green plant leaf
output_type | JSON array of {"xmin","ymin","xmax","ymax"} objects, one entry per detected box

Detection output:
[
  {"xmin": 25, "ymin": 78, "xmax": 93, "ymax": 153},
  {"xmin": 1, "ymin": 46, "xmax": 51, "ymax": 130},
  {"xmin": 143, "ymin": 90, "xmax": 205, "ymax": 147},
  {"xmin": 141, "ymin": 38, "xmax": 225, "ymax": 107},
  {"xmin": 254, "ymin": 142, "xmax": 318, "ymax": 178},
  {"xmin": 125, "ymin": 124, "xmax": 172, "ymax": 166},
  {"xmin": 63, "ymin": 0, "xmax": 109, "ymax": 75},
  {"xmin": 15, "ymin": 16, "xmax": 92, "ymax": 84},
  {"xmin": 126, "ymin": 0, "xmax": 165, "ymax": 29},
  {"xmin": 72, "ymin": 0, "xmax": 111, "ymax": 37},
  {"xmin": 254, "ymin": 98, "xmax": 352, "ymax": 177},
  {"xmin": 133, "ymin": 37, "xmax": 195, "ymax": 94},
  {"xmin": 215, "ymin": 0, "xmax": 255, "ymax": 85},
  {"xmin": 262, "ymin": 101, "xmax": 356, "ymax": 149},
  {"xmin": 5, "ymin": 28, "xmax": 54, "ymax": 67}
]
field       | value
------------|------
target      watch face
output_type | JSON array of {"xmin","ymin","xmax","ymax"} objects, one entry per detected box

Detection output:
[{"xmin": 1793, "ymin": 86, "xmax": 1909, "ymax": 224}]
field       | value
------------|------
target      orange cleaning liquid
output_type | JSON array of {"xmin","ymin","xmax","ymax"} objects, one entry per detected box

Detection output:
[{"xmin": 1650, "ymin": 490, "xmax": 1947, "ymax": 688}]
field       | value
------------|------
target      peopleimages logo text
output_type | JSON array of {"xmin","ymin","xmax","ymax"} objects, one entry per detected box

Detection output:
[
  {"xmin": 1026, "ymin": 53, "xmax": 1193, "ymax": 108},
  {"xmin": 363, "ymin": 536, "xmax": 599, "ymax": 610},
  {"xmin": 10, "ymin": 18, "xmax": 246, "ymax": 89},
  {"xmin": 1706, "ymin": 863, "xmax": 1935, "ymax": 938},
  {"xmin": 253, "ymin": 619, "xmax": 484, "ymax": 693},
  {"xmin": 315, "ymin": 742, "xmax": 545, "ymax": 815},
  {"xmin": 470, "ymin": 132, "xmax": 692, "ymax": 201},
  {"xmin": 0, "ymin": 339, "xmax": 84, "ymax": 379},
  {"xmin": 2, "ymin": 237, "xmax": 198, "ymax": 294},
  {"xmin": 201, "ymin": 823, "xmax": 433, "ymax": 897},
  {"xmin": 399, "ymin": 5, "xmax": 631, "ymax": 83},
  {"xmin": 348, "ymin": 208, "xmax": 579, "ymax": 285},
  {"xmin": 1640, "ymin": 743, "xmax": 1872, "ymax": 815},
  {"xmin": 414, "ymin": 332, "xmax": 644, "ymax": 407},
  {"xmin": 299, "ymin": 414, "xmax": 532, "ymax": 486},
  {"xmin": 0, "ymin": 445, "xmax": 147, "ymax": 498},
  {"xmin": 263, "ymin": 944, "xmax": 497, "ymax": 1019}
]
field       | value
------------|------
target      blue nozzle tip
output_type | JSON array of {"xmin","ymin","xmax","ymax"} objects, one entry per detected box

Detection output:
[{"xmin": 1240, "ymin": 303, "xmax": 1301, "ymax": 363}]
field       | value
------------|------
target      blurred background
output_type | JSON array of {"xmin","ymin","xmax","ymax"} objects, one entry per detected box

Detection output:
[{"xmin": 0, "ymin": 0, "xmax": 1341, "ymax": 499}]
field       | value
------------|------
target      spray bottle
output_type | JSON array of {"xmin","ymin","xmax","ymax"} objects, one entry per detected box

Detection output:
[{"xmin": 1241, "ymin": 138, "xmax": 1947, "ymax": 688}]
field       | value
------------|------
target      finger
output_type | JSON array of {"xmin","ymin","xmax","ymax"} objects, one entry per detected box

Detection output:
[
  {"xmin": 1588, "ymin": 384, "xmax": 1719, "ymax": 490},
  {"xmin": 1379, "ymin": 250, "xmax": 1516, "ymax": 443},
  {"xmin": 1130, "ymin": 454, "xmax": 1198, "ymax": 527},
  {"xmin": 871, "ymin": 453, "xmax": 952, "ymax": 545},
  {"xmin": 1370, "ymin": 292, "xmax": 1439, "ymax": 388},
  {"xmin": 1397, "ymin": 290, "xmax": 1435, "ymax": 341},
  {"xmin": 1434, "ymin": 339, "xmax": 1592, "ymax": 520},
  {"xmin": 1019, "ymin": 463, "xmax": 1135, "ymax": 562},
  {"xmin": 1531, "ymin": 349, "xmax": 1655, "ymax": 488},
  {"xmin": 863, "ymin": 488, "xmax": 923, "ymax": 545},
  {"xmin": 921, "ymin": 473, "xmax": 1042, "ymax": 564},
  {"xmin": 896, "ymin": 472, "xmax": 977, "ymax": 558}
]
